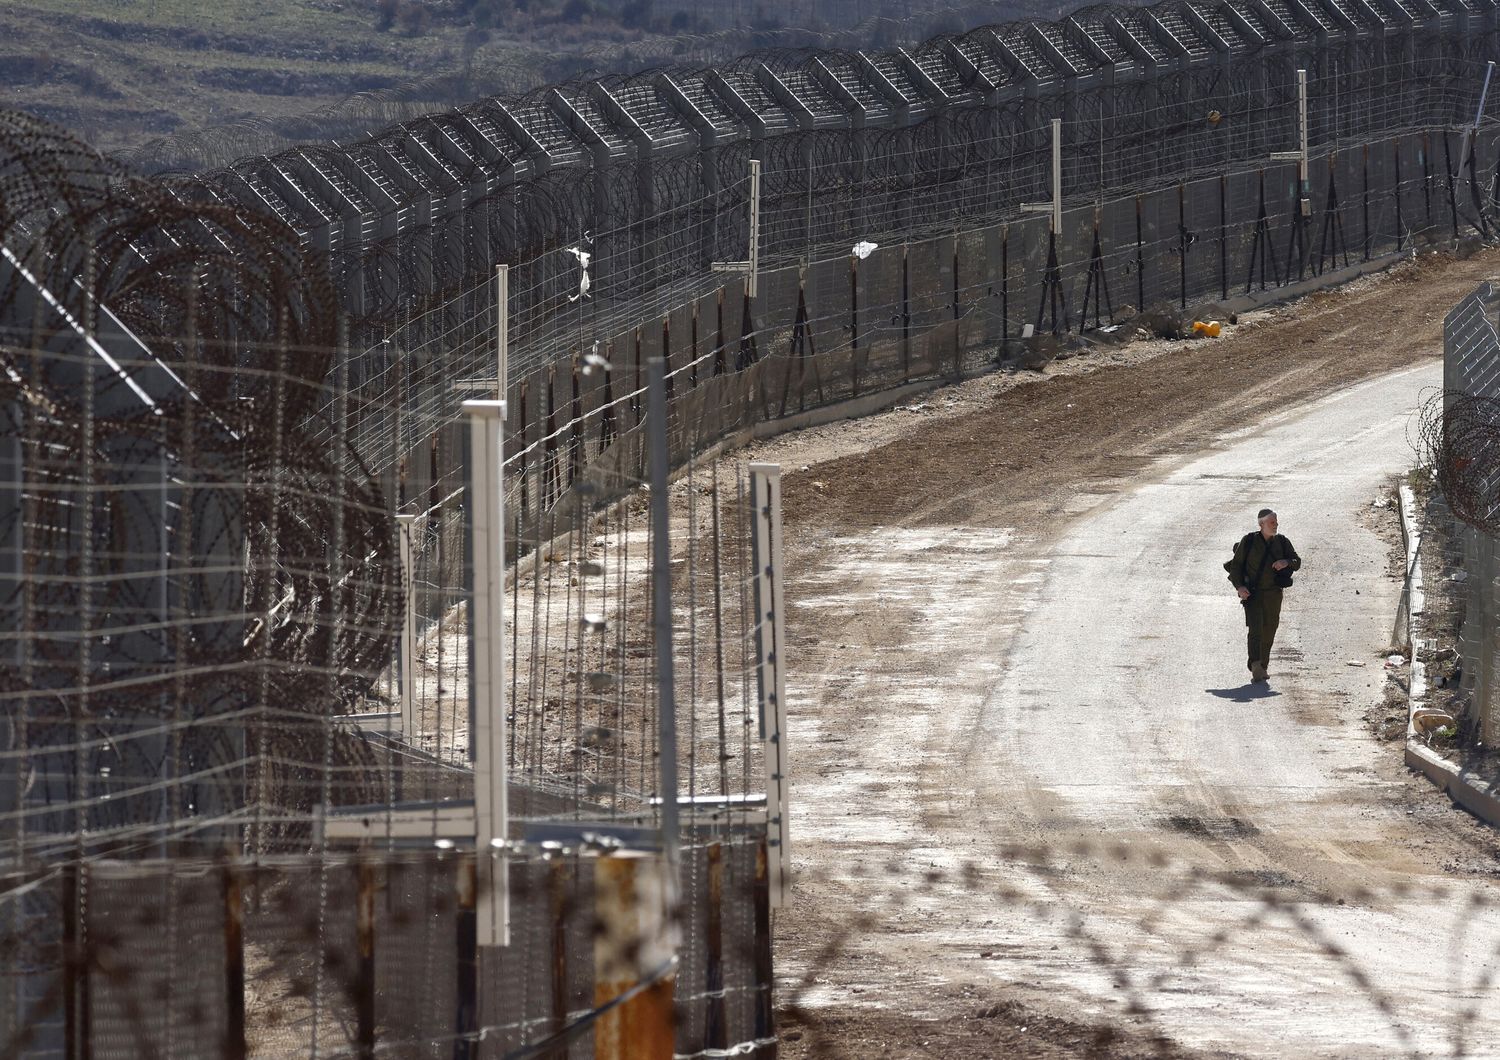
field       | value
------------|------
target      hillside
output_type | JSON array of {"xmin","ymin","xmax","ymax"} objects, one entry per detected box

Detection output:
[{"xmin": 2, "ymin": 0, "xmax": 1125, "ymax": 169}]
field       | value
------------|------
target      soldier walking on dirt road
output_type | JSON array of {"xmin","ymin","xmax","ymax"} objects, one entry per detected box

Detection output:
[{"xmin": 1225, "ymin": 509, "xmax": 1302, "ymax": 682}]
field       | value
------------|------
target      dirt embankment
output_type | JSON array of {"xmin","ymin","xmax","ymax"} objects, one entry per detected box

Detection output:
[{"xmin": 779, "ymin": 250, "xmax": 1496, "ymax": 535}]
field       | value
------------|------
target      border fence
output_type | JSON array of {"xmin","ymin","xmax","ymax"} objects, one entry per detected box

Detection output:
[
  {"xmin": 0, "ymin": 107, "xmax": 787, "ymax": 1056},
  {"xmin": 9, "ymin": 0, "xmax": 1500, "ymax": 1055},
  {"xmin": 1430, "ymin": 281, "xmax": 1500, "ymax": 749},
  {"xmin": 189, "ymin": 3, "xmax": 1500, "ymax": 726}
]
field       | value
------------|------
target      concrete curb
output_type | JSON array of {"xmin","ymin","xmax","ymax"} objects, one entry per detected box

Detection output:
[
  {"xmin": 1396, "ymin": 480, "xmax": 1500, "ymax": 830},
  {"xmin": 1404, "ymin": 741, "xmax": 1500, "ymax": 825},
  {"xmin": 1396, "ymin": 483, "xmax": 1428, "ymax": 736}
]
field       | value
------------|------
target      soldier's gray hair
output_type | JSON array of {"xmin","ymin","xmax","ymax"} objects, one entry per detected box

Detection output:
[{"xmin": 1257, "ymin": 508, "xmax": 1276, "ymax": 521}]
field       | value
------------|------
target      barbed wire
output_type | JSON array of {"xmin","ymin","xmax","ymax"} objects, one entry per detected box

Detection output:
[
  {"xmin": 1418, "ymin": 389, "xmax": 1500, "ymax": 536},
  {"xmin": 0, "ymin": 109, "xmax": 402, "ymax": 857}
]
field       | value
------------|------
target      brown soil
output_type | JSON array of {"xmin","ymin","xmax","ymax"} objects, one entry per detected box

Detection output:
[
  {"xmin": 779, "ymin": 1000, "xmax": 1206, "ymax": 1060},
  {"xmin": 779, "ymin": 251, "xmax": 1484, "ymax": 534}
]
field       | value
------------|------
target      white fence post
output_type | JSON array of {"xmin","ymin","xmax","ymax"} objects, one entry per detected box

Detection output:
[
  {"xmin": 710, "ymin": 158, "xmax": 762, "ymax": 298},
  {"xmin": 1271, "ymin": 68, "xmax": 1311, "ymax": 216},
  {"xmin": 749, "ymin": 463, "xmax": 789, "ymax": 908},
  {"xmin": 1020, "ymin": 117, "xmax": 1062, "ymax": 233},
  {"xmin": 748, "ymin": 157, "xmax": 761, "ymax": 299},
  {"xmin": 496, "ymin": 263, "xmax": 509, "ymax": 399},
  {"xmin": 464, "ymin": 398, "xmax": 509, "ymax": 947},
  {"xmin": 396, "ymin": 513, "xmax": 418, "ymax": 739}
]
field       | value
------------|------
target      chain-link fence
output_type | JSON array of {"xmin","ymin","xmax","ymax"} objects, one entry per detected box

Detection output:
[{"xmin": 1434, "ymin": 280, "xmax": 1500, "ymax": 748}]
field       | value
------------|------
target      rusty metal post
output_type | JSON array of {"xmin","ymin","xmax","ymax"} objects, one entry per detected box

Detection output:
[
  {"xmin": 549, "ymin": 859, "xmax": 569, "ymax": 1055},
  {"xmin": 63, "ymin": 864, "xmax": 78, "ymax": 1060},
  {"xmin": 752, "ymin": 841, "xmax": 776, "ymax": 1058},
  {"xmin": 704, "ymin": 843, "xmax": 727, "ymax": 1052},
  {"xmin": 356, "ymin": 858, "xmax": 376, "ymax": 1059},
  {"xmin": 454, "ymin": 854, "xmax": 478, "ymax": 1060},
  {"xmin": 222, "ymin": 857, "xmax": 246, "ymax": 1060},
  {"xmin": 593, "ymin": 855, "xmax": 674, "ymax": 1060}
]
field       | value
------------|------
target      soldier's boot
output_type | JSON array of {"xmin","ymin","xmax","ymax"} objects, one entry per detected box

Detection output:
[{"xmin": 1251, "ymin": 662, "xmax": 1267, "ymax": 682}]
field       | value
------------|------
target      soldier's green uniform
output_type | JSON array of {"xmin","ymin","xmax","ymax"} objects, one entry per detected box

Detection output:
[{"xmin": 1224, "ymin": 532, "xmax": 1302, "ymax": 676}]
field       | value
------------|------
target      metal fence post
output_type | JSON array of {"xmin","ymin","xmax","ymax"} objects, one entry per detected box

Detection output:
[
  {"xmin": 748, "ymin": 463, "xmax": 789, "ymax": 909},
  {"xmin": 355, "ymin": 858, "xmax": 376, "ymax": 1059},
  {"xmin": 496, "ymin": 263, "xmax": 509, "ymax": 400},
  {"xmin": 222, "ymin": 855, "xmax": 246, "ymax": 1060},
  {"xmin": 710, "ymin": 158, "xmax": 761, "ymax": 299},
  {"xmin": 593, "ymin": 855, "xmax": 675, "ymax": 1060},
  {"xmin": 646, "ymin": 357, "xmax": 680, "ymax": 886},
  {"xmin": 396, "ymin": 514, "xmax": 418, "ymax": 740},
  {"xmin": 463, "ymin": 398, "xmax": 509, "ymax": 948}
]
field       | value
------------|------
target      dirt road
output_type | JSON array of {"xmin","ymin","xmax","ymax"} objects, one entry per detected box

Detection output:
[{"xmin": 765, "ymin": 249, "xmax": 1500, "ymax": 1058}]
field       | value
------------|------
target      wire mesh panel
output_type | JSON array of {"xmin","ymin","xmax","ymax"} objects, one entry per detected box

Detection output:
[{"xmin": 87, "ymin": 862, "xmax": 229, "ymax": 1059}]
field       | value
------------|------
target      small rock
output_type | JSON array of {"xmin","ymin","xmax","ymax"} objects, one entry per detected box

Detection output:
[{"xmin": 1346, "ymin": 660, "xmax": 1366, "ymax": 667}]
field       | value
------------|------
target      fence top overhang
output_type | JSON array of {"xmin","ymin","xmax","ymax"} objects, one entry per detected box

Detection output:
[{"xmin": 186, "ymin": 0, "xmax": 1494, "ymax": 243}]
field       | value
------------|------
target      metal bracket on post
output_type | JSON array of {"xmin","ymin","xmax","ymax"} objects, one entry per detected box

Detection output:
[
  {"xmin": 710, "ymin": 158, "xmax": 761, "ymax": 298},
  {"xmin": 748, "ymin": 463, "xmax": 789, "ymax": 909},
  {"xmin": 464, "ymin": 398, "xmax": 509, "ymax": 948},
  {"xmin": 496, "ymin": 263, "xmax": 509, "ymax": 399},
  {"xmin": 396, "ymin": 513, "xmax": 418, "ymax": 740},
  {"xmin": 1271, "ymin": 69, "xmax": 1311, "ymax": 217},
  {"xmin": 1020, "ymin": 118, "xmax": 1063, "ymax": 233}
]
